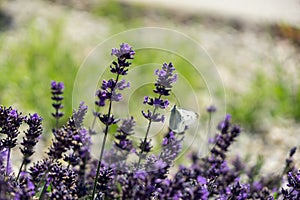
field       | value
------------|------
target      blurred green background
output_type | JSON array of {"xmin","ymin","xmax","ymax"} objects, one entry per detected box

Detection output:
[{"xmin": 0, "ymin": 0, "xmax": 299, "ymax": 138}]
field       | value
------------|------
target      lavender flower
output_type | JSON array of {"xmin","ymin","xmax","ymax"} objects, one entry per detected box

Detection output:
[
  {"xmin": 0, "ymin": 107, "xmax": 23, "ymax": 149},
  {"xmin": 73, "ymin": 102, "xmax": 88, "ymax": 128},
  {"xmin": 159, "ymin": 131, "xmax": 183, "ymax": 165},
  {"xmin": 15, "ymin": 113, "xmax": 43, "ymax": 181},
  {"xmin": 211, "ymin": 114, "xmax": 241, "ymax": 160},
  {"xmin": 141, "ymin": 110, "xmax": 165, "ymax": 122},
  {"xmin": 15, "ymin": 172, "xmax": 35, "ymax": 199},
  {"xmin": 138, "ymin": 62, "xmax": 177, "ymax": 168},
  {"xmin": 0, "ymin": 172, "xmax": 15, "ymax": 199},
  {"xmin": 19, "ymin": 113, "xmax": 43, "ymax": 171},
  {"xmin": 47, "ymin": 162, "xmax": 78, "ymax": 199},
  {"xmin": 94, "ymin": 43, "xmax": 134, "ymax": 108},
  {"xmin": 282, "ymin": 170, "xmax": 300, "ymax": 199},
  {"xmin": 284, "ymin": 146, "xmax": 297, "ymax": 174},
  {"xmin": 51, "ymin": 81, "xmax": 64, "ymax": 127},
  {"xmin": 154, "ymin": 62, "xmax": 177, "ymax": 93},
  {"xmin": 92, "ymin": 43, "xmax": 135, "ymax": 200},
  {"xmin": 207, "ymin": 105, "xmax": 217, "ymax": 113},
  {"xmin": 142, "ymin": 62, "xmax": 177, "ymax": 121},
  {"xmin": 114, "ymin": 117, "xmax": 135, "ymax": 152},
  {"xmin": 47, "ymin": 103, "xmax": 90, "ymax": 172},
  {"xmin": 95, "ymin": 166, "xmax": 113, "ymax": 199},
  {"xmin": 47, "ymin": 127, "xmax": 72, "ymax": 160},
  {"xmin": 222, "ymin": 181, "xmax": 250, "ymax": 200},
  {"xmin": 0, "ymin": 106, "xmax": 24, "ymax": 175},
  {"xmin": 154, "ymin": 165, "xmax": 209, "ymax": 200},
  {"xmin": 207, "ymin": 105, "xmax": 217, "ymax": 138},
  {"xmin": 111, "ymin": 43, "xmax": 135, "ymax": 62}
]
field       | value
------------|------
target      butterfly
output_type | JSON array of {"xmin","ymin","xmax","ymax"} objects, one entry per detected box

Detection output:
[{"xmin": 169, "ymin": 105, "xmax": 199, "ymax": 133}]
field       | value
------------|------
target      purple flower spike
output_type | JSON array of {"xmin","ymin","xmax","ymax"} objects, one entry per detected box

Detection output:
[
  {"xmin": 116, "ymin": 79, "xmax": 130, "ymax": 90},
  {"xmin": 95, "ymin": 44, "xmax": 134, "ymax": 111},
  {"xmin": 138, "ymin": 62, "xmax": 177, "ymax": 168},
  {"xmin": 20, "ymin": 113, "xmax": 43, "ymax": 165},
  {"xmin": 51, "ymin": 81, "xmax": 64, "ymax": 123},
  {"xmin": 207, "ymin": 105, "xmax": 217, "ymax": 113},
  {"xmin": 143, "ymin": 96, "xmax": 149, "ymax": 104},
  {"xmin": 155, "ymin": 62, "xmax": 177, "ymax": 91},
  {"xmin": 111, "ymin": 43, "xmax": 135, "ymax": 60},
  {"xmin": 0, "ymin": 106, "xmax": 24, "ymax": 149}
]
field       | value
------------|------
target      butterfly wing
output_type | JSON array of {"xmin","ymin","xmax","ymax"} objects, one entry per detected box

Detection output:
[
  {"xmin": 177, "ymin": 108, "xmax": 199, "ymax": 127},
  {"xmin": 169, "ymin": 105, "xmax": 186, "ymax": 133},
  {"xmin": 169, "ymin": 105, "xmax": 198, "ymax": 133}
]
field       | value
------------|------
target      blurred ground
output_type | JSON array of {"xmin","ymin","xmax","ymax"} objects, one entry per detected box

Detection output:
[
  {"xmin": 121, "ymin": 0, "xmax": 300, "ymax": 26},
  {"xmin": 1, "ymin": 0, "xmax": 300, "ymax": 174}
]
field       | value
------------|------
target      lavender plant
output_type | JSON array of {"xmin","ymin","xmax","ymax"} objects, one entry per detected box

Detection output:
[
  {"xmin": 137, "ymin": 62, "xmax": 177, "ymax": 168},
  {"xmin": 17, "ymin": 113, "xmax": 43, "ymax": 180},
  {"xmin": 0, "ymin": 43, "xmax": 299, "ymax": 200},
  {"xmin": 91, "ymin": 43, "xmax": 135, "ymax": 199},
  {"xmin": 50, "ymin": 81, "xmax": 64, "ymax": 128}
]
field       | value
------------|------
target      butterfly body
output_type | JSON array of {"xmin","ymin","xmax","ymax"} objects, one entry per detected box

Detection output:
[{"xmin": 169, "ymin": 105, "xmax": 198, "ymax": 133}]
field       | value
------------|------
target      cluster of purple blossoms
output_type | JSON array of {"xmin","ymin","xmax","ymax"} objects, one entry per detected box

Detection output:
[
  {"xmin": 282, "ymin": 170, "xmax": 300, "ymax": 199},
  {"xmin": 0, "ymin": 106, "xmax": 24, "ymax": 176},
  {"xmin": 102, "ymin": 117, "xmax": 136, "ymax": 170},
  {"xmin": 18, "ymin": 113, "xmax": 43, "ymax": 178},
  {"xmin": 0, "ymin": 107, "xmax": 23, "ymax": 151},
  {"xmin": 115, "ymin": 117, "xmax": 135, "ymax": 152},
  {"xmin": 95, "ymin": 43, "xmax": 134, "ymax": 108}
]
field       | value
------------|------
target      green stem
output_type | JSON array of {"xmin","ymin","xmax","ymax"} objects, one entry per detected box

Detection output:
[
  {"xmin": 136, "ymin": 106, "xmax": 158, "ymax": 169},
  {"xmin": 90, "ymin": 107, "xmax": 100, "ymax": 134},
  {"xmin": 56, "ymin": 117, "xmax": 59, "ymax": 129},
  {"xmin": 137, "ymin": 120, "xmax": 152, "ymax": 169},
  {"xmin": 91, "ymin": 75, "xmax": 119, "ymax": 200},
  {"xmin": 6, "ymin": 148, "xmax": 11, "ymax": 176},
  {"xmin": 207, "ymin": 113, "xmax": 212, "ymax": 136},
  {"xmin": 91, "ymin": 130, "xmax": 109, "ymax": 199},
  {"xmin": 16, "ymin": 159, "xmax": 25, "ymax": 181},
  {"xmin": 39, "ymin": 181, "xmax": 48, "ymax": 200}
]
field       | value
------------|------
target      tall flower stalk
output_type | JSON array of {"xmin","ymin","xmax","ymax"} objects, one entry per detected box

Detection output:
[
  {"xmin": 137, "ymin": 62, "xmax": 177, "ymax": 169},
  {"xmin": 91, "ymin": 43, "xmax": 135, "ymax": 199},
  {"xmin": 50, "ymin": 81, "xmax": 64, "ymax": 129},
  {"xmin": 17, "ymin": 113, "xmax": 43, "ymax": 180},
  {"xmin": 0, "ymin": 106, "xmax": 24, "ymax": 176}
]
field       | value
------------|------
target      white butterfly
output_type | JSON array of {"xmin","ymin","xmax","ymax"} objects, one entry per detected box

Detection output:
[{"xmin": 169, "ymin": 105, "xmax": 199, "ymax": 133}]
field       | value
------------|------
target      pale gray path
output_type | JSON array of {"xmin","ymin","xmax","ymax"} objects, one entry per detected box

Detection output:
[{"xmin": 121, "ymin": 0, "xmax": 300, "ymax": 26}]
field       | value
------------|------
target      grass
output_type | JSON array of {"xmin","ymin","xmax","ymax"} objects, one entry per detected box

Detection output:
[
  {"xmin": 0, "ymin": 0, "xmax": 299, "ymax": 135},
  {"xmin": 228, "ymin": 65, "xmax": 300, "ymax": 132},
  {"xmin": 0, "ymin": 20, "xmax": 79, "ymax": 131}
]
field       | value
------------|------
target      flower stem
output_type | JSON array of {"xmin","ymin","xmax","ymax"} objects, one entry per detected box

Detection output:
[
  {"xmin": 6, "ymin": 148, "xmax": 11, "ymax": 176},
  {"xmin": 39, "ymin": 181, "xmax": 48, "ymax": 200},
  {"xmin": 91, "ymin": 129, "xmax": 109, "ymax": 199},
  {"xmin": 137, "ymin": 107, "xmax": 158, "ymax": 169},
  {"xmin": 207, "ymin": 112, "xmax": 212, "ymax": 136},
  {"xmin": 16, "ymin": 159, "xmax": 25, "ymax": 181},
  {"xmin": 89, "ymin": 107, "xmax": 100, "ymax": 134},
  {"xmin": 91, "ymin": 81, "xmax": 116, "ymax": 200},
  {"xmin": 56, "ymin": 116, "xmax": 59, "ymax": 129}
]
